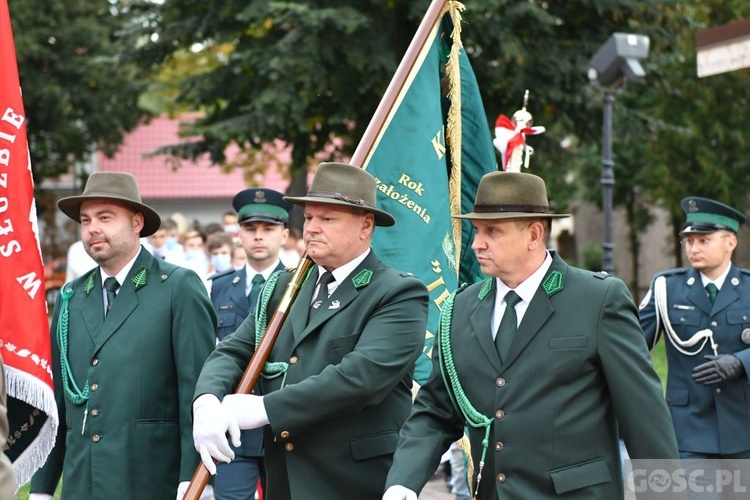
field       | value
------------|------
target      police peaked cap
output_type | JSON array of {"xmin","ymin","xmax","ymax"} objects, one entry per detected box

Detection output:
[
  {"xmin": 233, "ymin": 188, "xmax": 292, "ymax": 225},
  {"xmin": 680, "ymin": 196, "xmax": 747, "ymax": 234}
]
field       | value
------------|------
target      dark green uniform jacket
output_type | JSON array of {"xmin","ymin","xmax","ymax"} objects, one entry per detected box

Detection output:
[
  {"xmin": 387, "ymin": 253, "xmax": 678, "ymax": 499},
  {"xmin": 195, "ymin": 251, "xmax": 428, "ymax": 499},
  {"xmin": 31, "ymin": 248, "xmax": 217, "ymax": 499}
]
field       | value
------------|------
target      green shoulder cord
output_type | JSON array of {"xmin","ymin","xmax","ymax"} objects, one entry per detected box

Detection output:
[
  {"xmin": 56, "ymin": 286, "xmax": 92, "ymax": 434},
  {"xmin": 437, "ymin": 288, "xmax": 493, "ymax": 498},
  {"xmin": 253, "ymin": 267, "xmax": 314, "ymax": 388}
]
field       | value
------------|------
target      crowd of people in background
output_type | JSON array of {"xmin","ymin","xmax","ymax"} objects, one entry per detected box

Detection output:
[{"xmin": 64, "ymin": 208, "xmax": 307, "ymax": 291}]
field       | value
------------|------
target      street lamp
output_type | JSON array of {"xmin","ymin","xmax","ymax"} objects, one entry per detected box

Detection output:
[{"xmin": 587, "ymin": 33, "xmax": 650, "ymax": 275}]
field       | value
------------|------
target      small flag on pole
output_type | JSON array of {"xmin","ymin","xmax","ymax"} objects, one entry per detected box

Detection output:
[{"xmin": 0, "ymin": 0, "xmax": 59, "ymax": 490}]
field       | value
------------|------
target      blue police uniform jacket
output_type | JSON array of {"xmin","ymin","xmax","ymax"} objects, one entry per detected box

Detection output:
[{"xmin": 640, "ymin": 264, "xmax": 750, "ymax": 454}]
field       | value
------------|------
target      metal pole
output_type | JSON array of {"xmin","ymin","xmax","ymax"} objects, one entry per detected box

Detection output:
[{"xmin": 601, "ymin": 90, "xmax": 615, "ymax": 274}]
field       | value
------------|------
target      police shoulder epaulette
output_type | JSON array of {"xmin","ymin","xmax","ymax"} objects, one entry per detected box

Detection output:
[
  {"xmin": 208, "ymin": 268, "xmax": 236, "ymax": 281},
  {"xmin": 455, "ymin": 282, "xmax": 470, "ymax": 294},
  {"xmin": 655, "ymin": 267, "xmax": 687, "ymax": 279},
  {"xmin": 740, "ymin": 268, "xmax": 750, "ymax": 276},
  {"xmin": 593, "ymin": 271, "xmax": 612, "ymax": 280},
  {"xmin": 399, "ymin": 271, "xmax": 416, "ymax": 278}
]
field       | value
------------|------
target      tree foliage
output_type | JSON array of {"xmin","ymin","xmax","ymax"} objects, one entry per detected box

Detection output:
[
  {"xmin": 128, "ymin": 1, "xmax": 684, "ymax": 201},
  {"xmin": 9, "ymin": 0, "xmax": 149, "ymax": 182},
  {"xmin": 642, "ymin": 1, "xmax": 750, "ymax": 265}
]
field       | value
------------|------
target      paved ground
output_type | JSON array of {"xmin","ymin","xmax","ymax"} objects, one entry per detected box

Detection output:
[
  {"xmin": 415, "ymin": 465, "xmax": 636, "ymax": 499},
  {"xmin": 418, "ymin": 466, "xmax": 455, "ymax": 500}
]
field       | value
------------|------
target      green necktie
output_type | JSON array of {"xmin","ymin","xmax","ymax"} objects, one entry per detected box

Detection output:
[
  {"xmin": 247, "ymin": 274, "xmax": 265, "ymax": 309},
  {"xmin": 495, "ymin": 291, "xmax": 521, "ymax": 362},
  {"xmin": 103, "ymin": 277, "xmax": 120, "ymax": 316},
  {"xmin": 310, "ymin": 272, "xmax": 335, "ymax": 319},
  {"xmin": 706, "ymin": 282, "xmax": 719, "ymax": 305}
]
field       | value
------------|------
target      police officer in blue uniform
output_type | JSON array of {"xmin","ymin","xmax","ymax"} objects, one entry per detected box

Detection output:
[
  {"xmin": 209, "ymin": 188, "xmax": 292, "ymax": 500},
  {"xmin": 640, "ymin": 197, "xmax": 750, "ymax": 463}
]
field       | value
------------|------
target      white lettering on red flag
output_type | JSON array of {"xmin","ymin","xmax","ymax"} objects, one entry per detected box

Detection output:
[{"xmin": 0, "ymin": 0, "xmax": 59, "ymax": 489}]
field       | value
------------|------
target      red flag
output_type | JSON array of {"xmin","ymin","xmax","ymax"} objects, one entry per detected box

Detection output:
[{"xmin": 0, "ymin": 0, "xmax": 58, "ymax": 489}]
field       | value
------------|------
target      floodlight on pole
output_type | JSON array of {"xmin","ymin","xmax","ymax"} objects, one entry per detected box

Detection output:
[{"xmin": 587, "ymin": 33, "xmax": 650, "ymax": 275}]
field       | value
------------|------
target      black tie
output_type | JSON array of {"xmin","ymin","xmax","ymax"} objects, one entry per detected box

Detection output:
[
  {"xmin": 495, "ymin": 291, "xmax": 521, "ymax": 362},
  {"xmin": 706, "ymin": 283, "xmax": 719, "ymax": 305},
  {"xmin": 247, "ymin": 274, "xmax": 265, "ymax": 309},
  {"xmin": 103, "ymin": 277, "xmax": 120, "ymax": 316},
  {"xmin": 310, "ymin": 272, "xmax": 335, "ymax": 318}
]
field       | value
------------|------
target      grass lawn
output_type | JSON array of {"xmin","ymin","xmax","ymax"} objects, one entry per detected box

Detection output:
[{"xmin": 651, "ymin": 338, "xmax": 668, "ymax": 393}]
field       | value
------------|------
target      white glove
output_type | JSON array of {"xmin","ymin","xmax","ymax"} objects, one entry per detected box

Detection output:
[
  {"xmin": 382, "ymin": 485, "xmax": 418, "ymax": 500},
  {"xmin": 192, "ymin": 394, "xmax": 239, "ymax": 474},
  {"xmin": 29, "ymin": 494, "xmax": 54, "ymax": 500},
  {"xmin": 221, "ymin": 394, "xmax": 269, "ymax": 430},
  {"xmin": 176, "ymin": 481, "xmax": 214, "ymax": 500}
]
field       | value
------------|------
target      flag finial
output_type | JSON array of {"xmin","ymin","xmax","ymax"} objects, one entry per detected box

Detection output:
[{"xmin": 493, "ymin": 90, "xmax": 546, "ymax": 172}]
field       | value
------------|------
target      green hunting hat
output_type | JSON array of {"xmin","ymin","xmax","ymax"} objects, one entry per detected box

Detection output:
[
  {"xmin": 680, "ymin": 196, "xmax": 746, "ymax": 234},
  {"xmin": 284, "ymin": 162, "xmax": 395, "ymax": 226},
  {"xmin": 57, "ymin": 172, "xmax": 162, "ymax": 237},
  {"xmin": 454, "ymin": 171, "xmax": 569, "ymax": 220},
  {"xmin": 233, "ymin": 188, "xmax": 292, "ymax": 225}
]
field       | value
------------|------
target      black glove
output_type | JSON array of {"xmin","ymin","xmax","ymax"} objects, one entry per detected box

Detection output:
[{"xmin": 692, "ymin": 354, "xmax": 746, "ymax": 385}]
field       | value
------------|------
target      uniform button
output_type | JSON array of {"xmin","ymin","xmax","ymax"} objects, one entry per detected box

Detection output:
[
  {"xmin": 91, "ymin": 409, "xmax": 99, "ymax": 417},
  {"xmin": 495, "ymin": 442, "xmax": 504, "ymax": 451},
  {"xmin": 711, "ymin": 321, "xmax": 718, "ymax": 327},
  {"xmin": 280, "ymin": 431, "xmax": 290, "ymax": 439},
  {"xmin": 716, "ymin": 388, "xmax": 722, "ymax": 394},
  {"xmin": 496, "ymin": 378, "xmax": 506, "ymax": 387},
  {"xmin": 91, "ymin": 383, "xmax": 99, "ymax": 391},
  {"xmin": 91, "ymin": 358, "xmax": 99, "ymax": 366},
  {"xmin": 289, "ymin": 356, "xmax": 298, "ymax": 364},
  {"xmin": 495, "ymin": 410, "xmax": 505, "ymax": 419},
  {"xmin": 496, "ymin": 473, "xmax": 506, "ymax": 483},
  {"xmin": 284, "ymin": 443, "xmax": 294, "ymax": 451},
  {"xmin": 92, "ymin": 435, "xmax": 101, "ymax": 443},
  {"xmin": 679, "ymin": 317, "xmax": 685, "ymax": 323}
]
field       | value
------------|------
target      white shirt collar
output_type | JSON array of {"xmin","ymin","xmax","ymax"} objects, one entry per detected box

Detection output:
[
  {"xmin": 700, "ymin": 262, "xmax": 732, "ymax": 290},
  {"xmin": 491, "ymin": 251, "xmax": 553, "ymax": 334},
  {"xmin": 245, "ymin": 260, "xmax": 283, "ymax": 289},
  {"xmin": 99, "ymin": 246, "xmax": 141, "ymax": 288},
  {"xmin": 494, "ymin": 251, "xmax": 553, "ymax": 305},
  {"xmin": 315, "ymin": 248, "xmax": 371, "ymax": 295}
]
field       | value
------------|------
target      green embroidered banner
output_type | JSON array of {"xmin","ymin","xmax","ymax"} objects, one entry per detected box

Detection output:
[{"xmin": 363, "ymin": 3, "xmax": 496, "ymax": 384}]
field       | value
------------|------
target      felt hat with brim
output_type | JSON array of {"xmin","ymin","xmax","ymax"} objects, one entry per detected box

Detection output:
[
  {"xmin": 233, "ymin": 188, "xmax": 292, "ymax": 225},
  {"xmin": 284, "ymin": 162, "xmax": 395, "ymax": 226},
  {"xmin": 57, "ymin": 172, "xmax": 162, "ymax": 237},
  {"xmin": 454, "ymin": 171, "xmax": 569, "ymax": 220},
  {"xmin": 680, "ymin": 196, "xmax": 746, "ymax": 235}
]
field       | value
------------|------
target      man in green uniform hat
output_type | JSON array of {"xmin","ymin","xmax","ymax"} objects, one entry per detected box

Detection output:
[
  {"xmin": 30, "ymin": 172, "xmax": 216, "ymax": 499},
  {"xmin": 192, "ymin": 162, "xmax": 429, "ymax": 499},
  {"xmin": 384, "ymin": 171, "xmax": 678, "ymax": 499}
]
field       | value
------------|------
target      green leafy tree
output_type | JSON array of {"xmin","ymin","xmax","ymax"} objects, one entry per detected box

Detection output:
[
  {"xmin": 642, "ymin": 1, "xmax": 750, "ymax": 267},
  {"xmin": 9, "ymin": 0, "xmax": 149, "ymax": 183},
  {"xmin": 129, "ymin": 0, "xmax": 750, "ymax": 285},
  {"xmin": 129, "ymin": 1, "xmax": 674, "ymax": 195}
]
